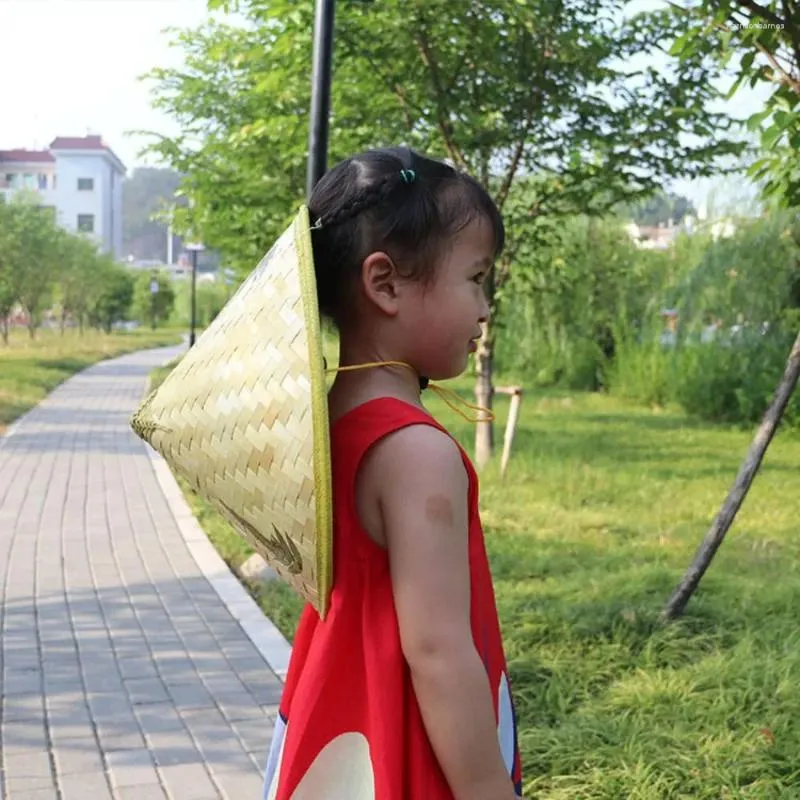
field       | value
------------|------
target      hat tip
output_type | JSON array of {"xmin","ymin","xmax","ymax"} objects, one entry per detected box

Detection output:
[{"xmin": 129, "ymin": 411, "xmax": 170, "ymax": 443}]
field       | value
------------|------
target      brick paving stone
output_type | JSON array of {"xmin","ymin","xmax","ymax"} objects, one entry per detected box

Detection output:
[
  {"xmin": 158, "ymin": 763, "xmax": 221, "ymax": 800},
  {"xmin": 116, "ymin": 787, "xmax": 170, "ymax": 800},
  {"xmin": 230, "ymin": 717, "xmax": 274, "ymax": 756},
  {"xmin": 107, "ymin": 749, "xmax": 160, "ymax": 788},
  {"xmin": 2, "ymin": 749, "xmax": 56, "ymax": 794},
  {"xmin": 58, "ymin": 771, "xmax": 113, "ymax": 800},
  {"xmin": 147, "ymin": 728, "xmax": 205, "ymax": 767},
  {"xmin": 9, "ymin": 789, "xmax": 59, "ymax": 800},
  {"xmin": 52, "ymin": 736, "xmax": 105, "ymax": 775},
  {"xmin": 0, "ymin": 347, "xmax": 282, "ymax": 800}
]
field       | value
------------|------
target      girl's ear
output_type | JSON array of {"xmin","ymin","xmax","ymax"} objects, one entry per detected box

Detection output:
[{"xmin": 360, "ymin": 251, "xmax": 401, "ymax": 317}]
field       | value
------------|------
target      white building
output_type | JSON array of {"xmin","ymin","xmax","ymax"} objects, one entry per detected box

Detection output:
[{"xmin": 0, "ymin": 135, "xmax": 126, "ymax": 258}]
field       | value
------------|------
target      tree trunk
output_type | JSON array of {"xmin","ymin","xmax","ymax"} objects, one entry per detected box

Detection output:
[
  {"xmin": 662, "ymin": 329, "xmax": 800, "ymax": 621},
  {"xmin": 474, "ymin": 322, "xmax": 495, "ymax": 469},
  {"xmin": 474, "ymin": 263, "xmax": 497, "ymax": 469},
  {"xmin": 1, "ymin": 317, "xmax": 8, "ymax": 345}
]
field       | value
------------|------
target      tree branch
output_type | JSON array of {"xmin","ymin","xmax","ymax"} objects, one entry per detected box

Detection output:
[
  {"xmin": 717, "ymin": 6, "xmax": 800, "ymax": 93},
  {"xmin": 494, "ymin": 120, "xmax": 531, "ymax": 212},
  {"xmin": 759, "ymin": 43, "xmax": 800, "ymax": 92},
  {"xmin": 737, "ymin": 0, "xmax": 786, "ymax": 29},
  {"xmin": 780, "ymin": 0, "xmax": 800, "ymax": 67},
  {"xmin": 494, "ymin": 25, "xmax": 553, "ymax": 210},
  {"xmin": 337, "ymin": 29, "xmax": 427, "ymax": 132},
  {"xmin": 444, "ymin": 0, "xmax": 481, "ymax": 96},
  {"xmin": 411, "ymin": 8, "xmax": 468, "ymax": 169}
]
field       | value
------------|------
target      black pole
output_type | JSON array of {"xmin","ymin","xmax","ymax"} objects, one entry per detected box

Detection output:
[
  {"xmin": 190, "ymin": 249, "xmax": 198, "ymax": 347},
  {"xmin": 306, "ymin": 0, "xmax": 335, "ymax": 199},
  {"xmin": 151, "ymin": 273, "xmax": 157, "ymax": 331}
]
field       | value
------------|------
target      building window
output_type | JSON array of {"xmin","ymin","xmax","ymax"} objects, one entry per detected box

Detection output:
[
  {"xmin": 38, "ymin": 174, "xmax": 48, "ymax": 190},
  {"xmin": 77, "ymin": 177, "xmax": 94, "ymax": 191},
  {"xmin": 77, "ymin": 214, "xmax": 94, "ymax": 232},
  {"xmin": 23, "ymin": 173, "xmax": 35, "ymax": 189},
  {"xmin": 4, "ymin": 173, "xmax": 16, "ymax": 188}
]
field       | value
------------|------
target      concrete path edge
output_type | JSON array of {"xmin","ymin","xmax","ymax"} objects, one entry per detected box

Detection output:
[{"xmin": 144, "ymin": 446, "xmax": 293, "ymax": 681}]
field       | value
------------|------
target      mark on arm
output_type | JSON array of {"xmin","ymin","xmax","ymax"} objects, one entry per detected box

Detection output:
[{"xmin": 425, "ymin": 493, "xmax": 454, "ymax": 528}]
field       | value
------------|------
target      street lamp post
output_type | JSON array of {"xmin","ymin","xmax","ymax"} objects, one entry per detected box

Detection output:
[
  {"xmin": 190, "ymin": 250, "xmax": 198, "ymax": 346},
  {"xmin": 149, "ymin": 275, "xmax": 159, "ymax": 331},
  {"xmin": 307, "ymin": 0, "xmax": 336, "ymax": 199},
  {"xmin": 185, "ymin": 242, "xmax": 205, "ymax": 347}
]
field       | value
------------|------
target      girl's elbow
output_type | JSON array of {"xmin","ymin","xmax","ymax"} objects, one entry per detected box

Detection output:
[{"xmin": 402, "ymin": 631, "xmax": 475, "ymax": 675}]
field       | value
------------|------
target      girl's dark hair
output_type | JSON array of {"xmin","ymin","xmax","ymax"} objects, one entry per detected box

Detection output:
[{"xmin": 308, "ymin": 146, "xmax": 504, "ymax": 327}]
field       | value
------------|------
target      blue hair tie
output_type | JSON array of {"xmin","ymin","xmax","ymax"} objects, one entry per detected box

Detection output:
[{"xmin": 399, "ymin": 169, "xmax": 416, "ymax": 184}]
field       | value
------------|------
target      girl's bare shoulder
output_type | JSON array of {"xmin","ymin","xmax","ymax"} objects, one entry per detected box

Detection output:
[{"xmin": 364, "ymin": 423, "xmax": 467, "ymax": 505}]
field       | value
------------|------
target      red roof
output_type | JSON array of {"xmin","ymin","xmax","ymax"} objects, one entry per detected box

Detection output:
[
  {"xmin": 49, "ymin": 135, "xmax": 108, "ymax": 151},
  {"xmin": 0, "ymin": 149, "xmax": 54, "ymax": 163},
  {"xmin": 48, "ymin": 135, "xmax": 126, "ymax": 173}
]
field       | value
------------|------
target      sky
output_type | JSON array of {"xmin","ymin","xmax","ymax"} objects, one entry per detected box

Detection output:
[{"xmin": 0, "ymin": 0, "xmax": 774, "ymax": 214}]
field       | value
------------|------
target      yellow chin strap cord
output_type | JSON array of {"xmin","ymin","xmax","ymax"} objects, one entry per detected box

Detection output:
[{"xmin": 324, "ymin": 360, "xmax": 495, "ymax": 424}]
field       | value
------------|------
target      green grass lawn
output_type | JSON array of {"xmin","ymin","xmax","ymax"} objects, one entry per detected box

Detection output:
[
  {"xmin": 0, "ymin": 327, "xmax": 182, "ymax": 433},
  {"xmin": 150, "ymin": 349, "xmax": 800, "ymax": 799}
]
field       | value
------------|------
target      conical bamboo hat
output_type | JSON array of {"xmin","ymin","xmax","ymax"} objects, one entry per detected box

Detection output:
[{"xmin": 131, "ymin": 205, "xmax": 333, "ymax": 617}]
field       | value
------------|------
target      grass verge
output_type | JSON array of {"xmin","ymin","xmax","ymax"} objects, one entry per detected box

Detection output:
[
  {"xmin": 150, "ymin": 353, "xmax": 800, "ymax": 798},
  {"xmin": 1, "ymin": 327, "xmax": 182, "ymax": 434}
]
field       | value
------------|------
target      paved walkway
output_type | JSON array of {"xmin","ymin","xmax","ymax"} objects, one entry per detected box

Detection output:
[{"xmin": 0, "ymin": 347, "xmax": 281, "ymax": 799}]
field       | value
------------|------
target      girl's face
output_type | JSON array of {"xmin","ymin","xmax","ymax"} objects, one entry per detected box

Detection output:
[{"xmin": 401, "ymin": 216, "xmax": 493, "ymax": 381}]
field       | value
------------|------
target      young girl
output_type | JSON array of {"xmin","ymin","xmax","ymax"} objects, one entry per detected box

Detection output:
[{"xmin": 263, "ymin": 147, "xmax": 523, "ymax": 799}]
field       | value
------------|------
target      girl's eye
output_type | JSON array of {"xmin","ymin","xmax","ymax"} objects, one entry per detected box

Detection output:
[{"xmin": 473, "ymin": 273, "xmax": 485, "ymax": 284}]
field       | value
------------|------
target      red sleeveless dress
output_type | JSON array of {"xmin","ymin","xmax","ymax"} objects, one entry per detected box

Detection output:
[{"xmin": 263, "ymin": 397, "xmax": 522, "ymax": 799}]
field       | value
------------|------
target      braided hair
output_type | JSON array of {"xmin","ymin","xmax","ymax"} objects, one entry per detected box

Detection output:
[{"xmin": 309, "ymin": 146, "xmax": 504, "ymax": 327}]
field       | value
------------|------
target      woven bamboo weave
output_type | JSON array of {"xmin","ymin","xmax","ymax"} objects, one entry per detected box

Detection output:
[{"xmin": 131, "ymin": 207, "xmax": 333, "ymax": 617}]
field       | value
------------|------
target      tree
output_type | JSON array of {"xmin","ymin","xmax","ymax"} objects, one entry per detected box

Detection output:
[
  {"xmin": 55, "ymin": 232, "xmax": 102, "ymax": 333},
  {"xmin": 0, "ymin": 271, "xmax": 15, "ymax": 344},
  {"xmin": 88, "ymin": 262, "xmax": 135, "ymax": 333},
  {"xmin": 132, "ymin": 270, "xmax": 176, "ymax": 329},
  {"xmin": 0, "ymin": 201, "xmax": 26, "ymax": 344},
  {"xmin": 662, "ymin": 0, "xmax": 800, "ymax": 620},
  {"xmin": 5, "ymin": 195, "xmax": 64, "ymax": 338},
  {"xmin": 141, "ymin": 0, "xmax": 746, "ymax": 465}
]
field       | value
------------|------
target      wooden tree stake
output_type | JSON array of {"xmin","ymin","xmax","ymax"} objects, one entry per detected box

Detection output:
[{"xmin": 497, "ymin": 386, "xmax": 523, "ymax": 479}]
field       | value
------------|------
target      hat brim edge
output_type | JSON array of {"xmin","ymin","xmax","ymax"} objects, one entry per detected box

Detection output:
[{"xmin": 295, "ymin": 205, "xmax": 333, "ymax": 620}]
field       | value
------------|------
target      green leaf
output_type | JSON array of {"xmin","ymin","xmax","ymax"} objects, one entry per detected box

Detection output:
[
  {"xmin": 761, "ymin": 124, "xmax": 785, "ymax": 149},
  {"xmin": 773, "ymin": 110, "xmax": 793, "ymax": 130},
  {"xmin": 746, "ymin": 108, "xmax": 772, "ymax": 131},
  {"xmin": 668, "ymin": 30, "xmax": 692, "ymax": 57}
]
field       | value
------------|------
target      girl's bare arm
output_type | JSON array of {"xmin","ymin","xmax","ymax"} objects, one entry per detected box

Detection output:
[{"xmin": 368, "ymin": 424, "xmax": 516, "ymax": 800}]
